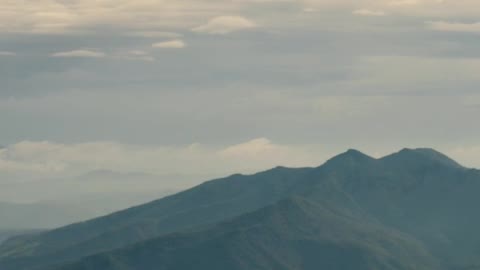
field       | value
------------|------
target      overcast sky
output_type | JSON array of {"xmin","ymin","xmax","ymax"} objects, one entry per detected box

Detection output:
[{"xmin": 1, "ymin": 0, "xmax": 480, "ymax": 184}]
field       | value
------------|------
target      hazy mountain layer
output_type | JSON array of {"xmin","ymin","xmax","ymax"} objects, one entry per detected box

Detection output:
[
  {"xmin": 0, "ymin": 170, "xmax": 180, "ymax": 230},
  {"xmin": 0, "ymin": 230, "xmax": 43, "ymax": 245}
]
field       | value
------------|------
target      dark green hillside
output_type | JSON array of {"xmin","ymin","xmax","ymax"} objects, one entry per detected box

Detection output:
[{"xmin": 54, "ymin": 197, "xmax": 440, "ymax": 270}]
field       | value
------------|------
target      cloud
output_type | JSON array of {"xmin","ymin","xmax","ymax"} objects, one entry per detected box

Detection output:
[
  {"xmin": 302, "ymin": 0, "xmax": 480, "ymax": 18},
  {"xmin": 220, "ymin": 138, "xmax": 286, "ymax": 158},
  {"xmin": 0, "ymin": 139, "xmax": 325, "ymax": 178},
  {"xmin": 113, "ymin": 50, "xmax": 155, "ymax": 61},
  {"xmin": 152, "ymin": 39, "xmax": 186, "ymax": 49},
  {"xmin": 127, "ymin": 31, "xmax": 183, "ymax": 38},
  {"xmin": 192, "ymin": 16, "xmax": 257, "ymax": 34},
  {"xmin": 2, "ymin": 138, "xmax": 480, "ymax": 182},
  {"xmin": 52, "ymin": 49, "xmax": 155, "ymax": 61},
  {"xmin": 51, "ymin": 50, "xmax": 106, "ymax": 58},
  {"xmin": 3, "ymin": 0, "xmax": 480, "ymax": 35},
  {"xmin": 388, "ymin": 0, "xmax": 419, "ymax": 6},
  {"xmin": 427, "ymin": 21, "xmax": 480, "ymax": 33},
  {"xmin": 353, "ymin": 9, "xmax": 386, "ymax": 16},
  {"xmin": 0, "ymin": 0, "xmax": 240, "ymax": 34},
  {"xmin": 0, "ymin": 51, "xmax": 16, "ymax": 56}
]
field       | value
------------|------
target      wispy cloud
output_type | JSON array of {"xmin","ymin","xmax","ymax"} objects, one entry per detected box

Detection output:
[
  {"xmin": 388, "ymin": 0, "xmax": 419, "ymax": 6},
  {"xmin": 192, "ymin": 16, "xmax": 256, "ymax": 34},
  {"xmin": 427, "ymin": 21, "xmax": 480, "ymax": 33},
  {"xmin": 127, "ymin": 31, "xmax": 183, "ymax": 38},
  {"xmin": 152, "ymin": 39, "xmax": 186, "ymax": 49},
  {"xmin": 51, "ymin": 50, "xmax": 106, "ymax": 58},
  {"xmin": 0, "ymin": 51, "xmax": 16, "ymax": 56},
  {"xmin": 353, "ymin": 9, "xmax": 386, "ymax": 16}
]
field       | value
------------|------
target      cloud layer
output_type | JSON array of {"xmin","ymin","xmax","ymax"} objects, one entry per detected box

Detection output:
[
  {"xmin": 2, "ymin": 138, "xmax": 479, "ymax": 184},
  {"xmin": 192, "ymin": 16, "xmax": 257, "ymax": 34},
  {"xmin": 2, "ymin": 0, "xmax": 480, "ymax": 190},
  {"xmin": 51, "ymin": 50, "xmax": 106, "ymax": 58},
  {"xmin": 2, "ymin": 0, "xmax": 480, "ymax": 35},
  {"xmin": 152, "ymin": 40, "xmax": 187, "ymax": 49},
  {"xmin": 427, "ymin": 21, "xmax": 480, "ymax": 32},
  {"xmin": 0, "ymin": 139, "xmax": 326, "ymax": 178},
  {"xmin": 353, "ymin": 9, "xmax": 386, "ymax": 16}
]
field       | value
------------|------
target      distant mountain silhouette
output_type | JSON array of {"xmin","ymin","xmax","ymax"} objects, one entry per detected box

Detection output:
[
  {"xmin": 0, "ymin": 201, "xmax": 97, "ymax": 230},
  {"xmin": 1, "ymin": 149, "xmax": 479, "ymax": 270},
  {"xmin": 0, "ymin": 230, "xmax": 43, "ymax": 245}
]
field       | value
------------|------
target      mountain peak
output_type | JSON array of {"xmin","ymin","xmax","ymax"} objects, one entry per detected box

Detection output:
[
  {"xmin": 340, "ymin": 149, "xmax": 373, "ymax": 159},
  {"xmin": 324, "ymin": 149, "xmax": 375, "ymax": 166},
  {"xmin": 382, "ymin": 148, "xmax": 463, "ymax": 169},
  {"xmin": 399, "ymin": 148, "xmax": 441, "ymax": 155},
  {"xmin": 345, "ymin": 148, "xmax": 365, "ymax": 155}
]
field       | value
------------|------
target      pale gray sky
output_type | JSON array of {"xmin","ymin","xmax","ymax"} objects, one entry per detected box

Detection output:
[{"xmin": 1, "ymin": 0, "xmax": 480, "ymax": 187}]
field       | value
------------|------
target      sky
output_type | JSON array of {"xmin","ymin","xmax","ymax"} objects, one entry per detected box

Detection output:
[{"xmin": 1, "ymin": 0, "xmax": 480, "ymax": 194}]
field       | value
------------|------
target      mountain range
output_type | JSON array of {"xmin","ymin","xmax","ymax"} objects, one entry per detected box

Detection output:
[{"xmin": 1, "ymin": 148, "xmax": 479, "ymax": 270}]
